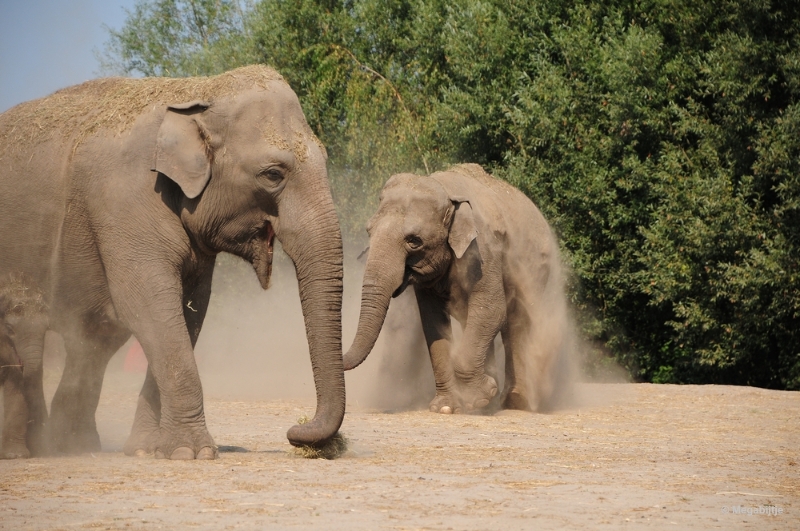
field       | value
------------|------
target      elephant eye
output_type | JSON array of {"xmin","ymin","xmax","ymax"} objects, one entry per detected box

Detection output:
[
  {"xmin": 405, "ymin": 235, "xmax": 423, "ymax": 250},
  {"xmin": 259, "ymin": 167, "xmax": 285, "ymax": 185}
]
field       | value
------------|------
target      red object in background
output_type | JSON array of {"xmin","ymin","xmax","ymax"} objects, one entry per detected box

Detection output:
[{"xmin": 124, "ymin": 340, "xmax": 148, "ymax": 373}]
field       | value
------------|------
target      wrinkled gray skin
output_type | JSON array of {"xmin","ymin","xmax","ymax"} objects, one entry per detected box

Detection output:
[
  {"xmin": 344, "ymin": 164, "xmax": 565, "ymax": 414},
  {"xmin": 0, "ymin": 69, "xmax": 344, "ymax": 459},
  {"xmin": 0, "ymin": 277, "xmax": 49, "ymax": 458}
]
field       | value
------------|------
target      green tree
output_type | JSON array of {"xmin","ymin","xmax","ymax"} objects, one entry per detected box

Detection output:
[
  {"xmin": 98, "ymin": 0, "xmax": 253, "ymax": 76},
  {"xmin": 101, "ymin": 0, "xmax": 800, "ymax": 389}
]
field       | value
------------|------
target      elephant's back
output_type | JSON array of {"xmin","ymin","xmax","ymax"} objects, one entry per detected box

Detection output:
[
  {"xmin": 448, "ymin": 163, "xmax": 552, "ymax": 244},
  {"xmin": 1, "ymin": 65, "xmax": 285, "ymax": 158},
  {"xmin": 0, "ymin": 133, "xmax": 67, "ymax": 291}
]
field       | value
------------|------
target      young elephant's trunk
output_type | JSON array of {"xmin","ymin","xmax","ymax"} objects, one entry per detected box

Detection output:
[{"xmin": 343, "ymin": 239, "xmax": 407, "ymax": 370}]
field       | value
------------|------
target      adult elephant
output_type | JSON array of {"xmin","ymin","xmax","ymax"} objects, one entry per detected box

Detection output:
[
  {"xmin": 344, "ymin": 164, "xmax": 569, "ymax": 414},
  {"xmin": 0, "ymin": 65, "xmax": 345, "ymax": 459}
]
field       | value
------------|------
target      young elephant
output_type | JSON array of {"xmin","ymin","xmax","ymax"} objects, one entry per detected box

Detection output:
[
  {"xmin": 344, "ymin": 164, "xmax": 570, "ymax": 414},
  {"xmin": 0, "ymin": 273, "xmax": 49, "ymax": 458}
]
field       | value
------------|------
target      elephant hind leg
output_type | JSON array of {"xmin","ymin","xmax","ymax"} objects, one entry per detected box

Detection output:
[
  {"xmin": 49, "ymin": 315, "xmax": 130, "ymax": 454},
  {"xmin": 502, "ymin": 289, "xmax": 571, "ymax": 412},
  {"xmin": 500, "ymin": 311, "xmax": 534, "ymax": 412}
]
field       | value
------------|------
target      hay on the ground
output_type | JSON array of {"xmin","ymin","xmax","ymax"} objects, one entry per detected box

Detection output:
[{"xmin": 289, "ymin": 416, "xmax": 349, "ymax": 460}]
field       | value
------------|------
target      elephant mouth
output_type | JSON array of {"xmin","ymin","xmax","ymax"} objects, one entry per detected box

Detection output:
[
  {"xmin": 392, "ymin": 266, "xmax": 414, "ymax": 298},
  {"xmin": 253, "ymin": 221, "xmax": 276, "ymax": 289}
]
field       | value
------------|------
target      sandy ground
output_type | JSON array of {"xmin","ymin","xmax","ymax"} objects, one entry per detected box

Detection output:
[
  {"xmin": 1, "ymin": 254, "xmax": 798, "ymax": 530},
  {"xmin": 0, "ymin": 376, "xmax": 796, "ymax": 530}
]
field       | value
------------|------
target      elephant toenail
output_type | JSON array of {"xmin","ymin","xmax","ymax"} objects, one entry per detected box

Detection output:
[
  {"xmin": 475, "ymin": 398, "xmax": 490, "ymax": 408},
  {"xmin": 196, "ymin": 447, "xmax": 217, "ymax": 460},
  {"xmin": 154, "ymin": 449, "xmax": 166, "ymax": 459},
  {"xmin": 490, "ymin": 387, "xmax": 497, "ymax": 397},
  {"xmin": 439, "ymin": 406, "xmax": 453, "ymax": 414},
  {"xmin": 170, "ymin": 447, "xmax": 195, "ymax": 460},
  {"xmin": 133, "ymin": 449, "xmax": 149, "ymax": 458}
]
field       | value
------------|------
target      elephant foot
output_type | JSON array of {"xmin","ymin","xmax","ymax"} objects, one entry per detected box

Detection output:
[
  {"xmin": 503, "ymin": 388, "xmax": 532, "ymax": 411},
  {"xmin": 154, "ymin": 445, "xmax": 217, "ymax": 460},
  {"xmin": 429, "ymin": 375, "xmax": 498, "ymax": 414},
  {"xmin": 26, "ymin": 423, "xmax": 49, "ymax": 457},
  {"xmin": 154, "ymin": 426, "xmax": 218, "ymax": 460},
  {"xmin": 54, "ymin": 430, "xmax": 101, "ymax": 455},
  {"xmin": 123, "ymin": 429, "xmax": 158, "ymax": 457},
  {"xmin": 458, "ymin": 374, "xmax": 498, "ymax": 412},
  {"xmin": 49, "ymin": 419, "xmax": 102, "ymax": 455},
  {"xmin": 429, "ymin": 393, "xmax": 460, "ymax": 414},
  {"xmin": 0, "ymin": 443, "xmax": 30, "ymax": 459}
]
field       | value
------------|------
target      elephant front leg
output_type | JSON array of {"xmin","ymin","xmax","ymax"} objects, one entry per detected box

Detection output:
[
  {"xmin": 416, "ymin": 288, "xmax": 461, "ymax": 414},
  {"xmin": 125, "ymin": 324, "xmax": 215, "ymax": 460},
  {"xmin": 21, "ymin": 363, "xmax": 49, "ymax": 456},
  {"xmin": 449, "ymin": 288, "xmax": 505, "ymax": 413},
  {"xmin": 124, "ymin": 264, "xmax": 214, "ymax": 459},
  {"xmin": 2, "ymin": 369, "xmax": 30, "ymax": 459},
  {"xmin": 19, "ymin": 344, "xmax": 49, "ymax": 456}
]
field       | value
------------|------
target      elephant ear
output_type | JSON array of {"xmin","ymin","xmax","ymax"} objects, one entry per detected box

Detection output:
[
  {"xmin": 448, "ymin": 200, "xmax": 478, "ymax": 259},
  {"xmin": 153, "ymin": 101, "xmax": 213, "ymax": 199}
]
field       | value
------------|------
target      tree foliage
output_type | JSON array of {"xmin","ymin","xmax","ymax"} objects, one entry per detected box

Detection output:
[{"xmin": 102, "ymin": 0, "xmax": 800, "ymax": 389}]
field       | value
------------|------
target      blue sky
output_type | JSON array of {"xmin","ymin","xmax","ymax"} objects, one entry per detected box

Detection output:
[{"xmin": 0, "ymin": 0, "xmax": 137, "ymax": 112}]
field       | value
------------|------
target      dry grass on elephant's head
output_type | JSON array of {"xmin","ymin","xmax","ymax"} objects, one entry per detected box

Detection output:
[
  {"xmin": 289, "ymin": 416, "xmax": 349, "ymax": 460},
  {"xmin": 0, "ymin": 64, "xmax": 285, "ymax": 153},
  {"xmin": 0, "ymin": 272, "xmax": 47, "ymax": 318}
]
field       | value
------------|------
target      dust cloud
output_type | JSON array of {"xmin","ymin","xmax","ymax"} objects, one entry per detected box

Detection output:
[
  {"xmin": 3, "ymin": 238, "xmax": 617, "ymax": 448},
  {"xmin": 183, "ymin": 241, "xmax": 583, "ymax": 414},
  {"xmin": 166, "ymin": 243, "xmax": 435, "ymax": 410}
]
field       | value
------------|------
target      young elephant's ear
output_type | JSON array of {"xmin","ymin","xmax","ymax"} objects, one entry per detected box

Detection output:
[
  {"xmin": 448, "ymin": 201, "xmax": 478, "ymax": 259},
  {"xmin": 153, "ymin": 101, "xmax": 212, "ymax": 199}
]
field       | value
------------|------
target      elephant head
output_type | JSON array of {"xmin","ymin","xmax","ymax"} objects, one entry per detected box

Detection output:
[
  {"xmin": 343, "ymin": 172, "xmax": 477, "ymax": 371},
  {"xmin": 153, "ymin": 75, "xmax": 344, "ymax": 447}
]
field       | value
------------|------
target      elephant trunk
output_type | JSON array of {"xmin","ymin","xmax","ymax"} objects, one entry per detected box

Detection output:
[
  {"xmin": 343, "ymin": 237, "xmax": 407, "ymax": 371},
  {"xmin": 278, "ymin": 196, "xmax": 346, "ymax": 448}
]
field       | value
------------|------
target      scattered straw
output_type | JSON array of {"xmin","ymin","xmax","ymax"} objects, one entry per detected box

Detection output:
[{"xmin": 289, "ymin": 416, "xmax": 349, "ymax": 460}]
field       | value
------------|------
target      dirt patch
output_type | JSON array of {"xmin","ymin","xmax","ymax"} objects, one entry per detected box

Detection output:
[
  {"xmin": 0, "ymin": 252, "xmax": 797, "ymax": 530},
  {"xmin": 0, "ymin": 378, "xmax": 796, "ymax": 530}
]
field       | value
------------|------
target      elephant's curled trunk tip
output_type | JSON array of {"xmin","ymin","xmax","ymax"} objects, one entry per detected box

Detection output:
[
  {"xmin": 286, "ymin": 412, "xmax": 345, "ymax": 451},
  {"xmin": 342, "ymin": 347, "xmax": 367, "ymax": 371},
  {"xmin": 289, "ymin": 415, "xmax": 349, "ymax": 459}
]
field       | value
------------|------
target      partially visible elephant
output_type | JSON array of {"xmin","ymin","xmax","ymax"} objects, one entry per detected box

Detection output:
[
  {"xmin": 0, "ymin": 65, "xmax": 345, "ymax": 459},
  {"xmin": 344, "ymin": 164, "xmax": 569, "ymax": 414},
  {"xmin": 0, "ymin": 273, "xmax": 49, "ymax": 458}
]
